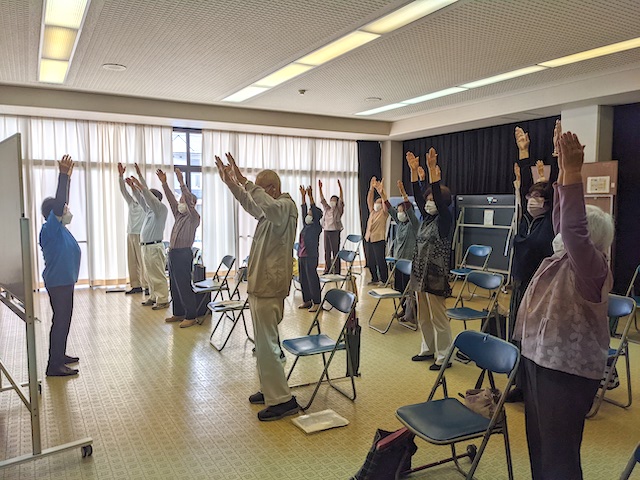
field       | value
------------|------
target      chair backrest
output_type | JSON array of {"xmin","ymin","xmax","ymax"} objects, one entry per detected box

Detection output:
[
  {"xmin": 338, "ymin": 249, "xmax": 357, "ymax": 263},
  {"xmin": 192, "ymin": 247, "xmax": 202, "ymax": 265},
  {"xmin": 467, "ymin": 271, "xmax": 503, "ymax": 291},
  {"xmin": 323, "ymin": 288, "xmax": 356, "ymax": 314},
  {"xmin": 455, "ymin": 330, "xmax": 519, "ymax": 375},
  {"xmin": 294, "ymin": 242, "xmax": 299, "ymax": 252},
  {"xmin": 346, "ymin": 234, "xmax": 362, "ymax": 245},
  {"xmin": 222, "ymin": 255, "xmax": 236, "ymax": 270},
  {"xmin": 609, "ymin": 293, "xmax": 635, "ymax": 318},
  {"xmin": 394, "ymin": 259, "xmax": 412, "ymax": 276},
  {"xmin": 468, "ymin": 244, "xmax": 492, "ymax": 259}
]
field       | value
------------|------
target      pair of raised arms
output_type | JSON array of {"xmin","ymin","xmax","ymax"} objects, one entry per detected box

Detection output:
[{"xmin": 120, "ymin": 162, "xmax": 185, "ymax": 191}]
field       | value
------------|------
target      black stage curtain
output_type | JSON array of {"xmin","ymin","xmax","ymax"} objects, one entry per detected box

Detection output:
[
  {"xmin": 612, "ymin": 103, "xmax": 640, "ymax": 293},
  {"xmin": 357, "ymin": 141, "xmax": 382, "ymax": 267},
  {"xmin": 402, "ymin": 116, "xmax": 559, "ymax": 197}
]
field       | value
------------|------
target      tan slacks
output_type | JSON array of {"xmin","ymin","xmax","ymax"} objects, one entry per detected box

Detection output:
[
  {"xmin": 248, "ymin": 295, "xmax": 292, "ymax": 406},
  {"xmin": 416, "ymin": 291, "xmax": 452, "ymax": 365},
  {"xmin": 142, "ymin": 243, "xmax": 168, "ymax": 304},
  {"xmin": 127, "ymin": 234, "xmax": 146, "ymax": 289}
]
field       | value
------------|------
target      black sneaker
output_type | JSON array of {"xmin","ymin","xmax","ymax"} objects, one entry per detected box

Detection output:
[
  {"xmin": 63, "ymin": 355, "xmax": 79, "ymax": 364},
  {"xmin": 249, "ymin": 392, "xmax": 265, "ymax": 404},
  {"xmin": 411, "ymin": 353, "xmax": 434, "ymax": 362},
  {"xmin": 144, "ymin": 288, "xmax": 150, "ymax": 295},
  {"xmin": 257, "ymin": 397, "xmax": 300, "ymax": 421},
  {"xmin": 429, "ymin": 362, "xmax": 452, "ymax": 371},
  {"xmin": 141, "ymin": 299, "xmax": 155, "ymax": 306},
  {"xmin": 46, "ymin": 365, "xmax": 79, "ymax": 377},
  {"xmin": 125, "ymin": 287, "xmax": 143, "ymax": 295},
  {"xmin": 505, "ymin": 387, "xmax": 524, "ymax": 403}
]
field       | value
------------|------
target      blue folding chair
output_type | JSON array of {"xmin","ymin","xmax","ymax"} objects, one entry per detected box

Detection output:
[
  {"xmin": 450, "ymin": 244, "xmax": 492, "ymax": 281},
  {"xmin": 396, "ymin": 331, "xmax": 520, "ymax": 480},
  {"xmin": 625, "ymin": 265, "xmax": 640, "ymax": 331},
  {"xmin": 588, "ymin": 294, "xmax": 636, "ymax": 418},
  {"xmin": 282, "ymin": 288, "xmax": 357, "ymax": 410},
  {"xmin": 192, "ymin": 255, "xmax": 236, "ymax": 303},
  {"xmin": 292, "ymin": 242, "xmax": 302, "ymax": 297},
  {"xmin": 620, "ymin": 442, "xmax": 640, "ymax": 480},
  {"xmin": 319, "ymin": 249, "xmax": 357, "ymax": 291},
  {"xmin": 342, "ymin": 234, "xmax": 363, "ymax": 275},
  {"xmin": 446, "ymin": 271, "xmax": 504, "ymax": 335},
  {"xmin": 367, "ymin": 260, "xmax": 416, "ymax": 334}
]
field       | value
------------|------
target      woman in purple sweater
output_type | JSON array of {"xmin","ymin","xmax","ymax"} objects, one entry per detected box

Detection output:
[{"xmin": 514, "ymin": 131, "xmax": 614, "ymax": 480}]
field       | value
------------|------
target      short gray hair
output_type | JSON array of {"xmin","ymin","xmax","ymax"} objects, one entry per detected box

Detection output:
[{"xmin": 585, "ymin": 205, "xmax": 614, "ymax": 251}]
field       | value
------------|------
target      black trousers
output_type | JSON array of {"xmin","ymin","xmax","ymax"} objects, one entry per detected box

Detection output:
[
  {"xmin": 324, "ymin": 230, "xmax": 341, "ymax": 274},
  {"xmin": 168, "ymin": 248, "xmax": 198, "ymax": 320},
  {"xmin": 394, "ymin": 269, "xmax": 410, "ymax": 312},
  {"xmin": 299, "ymin": 256, "xmax": 321, "ymax": 304},
  {"xmin": 366, "ymin": 240, "xmax": 388, "ymax": 283},
  {"xmin": 521, "ymin": 357, "xmax": 599, "ymax": 480},
  {"xmin": 47, "ymin": 284, "xmax": 74, "ymax": 368}
]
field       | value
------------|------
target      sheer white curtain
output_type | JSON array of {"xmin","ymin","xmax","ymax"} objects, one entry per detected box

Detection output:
[
  {"xmin": 0, "ymin": 115, "xmax": 173, "ymax": 286},
  {"xmin": 202, "ymin": 130, "xmax": 359, "ymax": 271}
]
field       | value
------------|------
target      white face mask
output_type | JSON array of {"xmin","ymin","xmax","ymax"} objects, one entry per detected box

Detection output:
[
  {"xmin": 178, "ymin": 203, "xmax": 188, "ymax": 214},
  {"xmin": 397, "ymin": 211, "xmax": 407, "ymax": 223},
  {"xmin": 374, "ymin": 203, "xmax": 382, "ymax": 212},
  {"xmin": 425, "ymin": 200, "xmax": 438, "ymax": 216},
  {"xmin": 61, "ymin": 211, "xmax": 73, "ymax": 225},
  {"xmin": 305, "ymin": 215, "xmax": 313, "ymax": 225},
  {"xmin": 527, "ymin": 197, "xmax": 548, "ymax": 218},
  {"xmin": 330, "ymin": 201, "xmax": 337, "ymax": 208},
  {"xmin": 552, "ymin": 233, "xmax": 564, "ymax": 254}
]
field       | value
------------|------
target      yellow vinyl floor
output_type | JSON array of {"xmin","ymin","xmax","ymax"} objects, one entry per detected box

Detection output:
[{"xmin": 1, "ymin": 275, "xmax": 639, "ymax": 479}]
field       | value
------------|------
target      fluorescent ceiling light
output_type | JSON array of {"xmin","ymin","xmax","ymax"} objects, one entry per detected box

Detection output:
[
  {"xmin": 403, "ymin": 86, "xmax": 468, "ymax": 104},
  {"xmin": 460, "ymin": 65, "xmax": 548, "ymax": 89},
  {"xmin": 356, "ymin": 103, "xmax": 407, "ymax": 116},
  {"xmin": 223, "ymin": 86, "xmax": 270, "ymax": 102},
  {"xmin": 539, "ymin": 37, "xmax": 640, "ymax": 68},
  {"xmin": 44, "ymin": 0, "xmax": 90, "ymax": 29},
  {"xmin": 362, "ymin": 0, "xmax": 459, "ymax": 34},
  {"xmin": 254, "ymin": 63, "xmax": 314, "ymax": 88},
  {"xmin": 39, "ymin": 59, "xmax": 69, "ymax": 83},
  {"xmin": 42, "ymin": 26, "xmax": 78, "ymax": 60},
  {"xmin": 297, "ymin": 31, "xmax": 379, "ymax": 66}
]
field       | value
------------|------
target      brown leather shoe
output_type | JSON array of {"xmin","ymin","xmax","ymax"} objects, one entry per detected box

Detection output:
[
  {"xmin": 179, "ymin": 319, "xmax": 197, "ymax": 328},
  {"xmin": 165, "ymin": 315, "xmax": 185, "ymax": 323}
]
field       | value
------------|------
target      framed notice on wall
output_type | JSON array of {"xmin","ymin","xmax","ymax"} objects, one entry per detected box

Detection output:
[{"xmin": 586, "ymin": 176, "xmax": 611, "ymax": 194}]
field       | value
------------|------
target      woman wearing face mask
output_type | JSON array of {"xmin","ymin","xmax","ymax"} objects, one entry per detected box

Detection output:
[
  {"xmin": 158, "ymin": 167, "xmax": 201, "ymax": 328},
  {"xmin": 375, "ymin": 179, "xmax": 419, "ymax": 322},
  {"xmin": 364, "ymin": 176, "xmax": 390, "ymax": 286},
  {"xmin": 297, "ymin": 185, "xmax": 323, "ymax": 312},
  {"xmin": 39, "ymin": 154, "xmax": 81, "ymax": 377},
  {"xmin": 407, "ymin": 149, "xmax": 454, "ymax": 370},
  {"xmin": 318, "ymin": 179, "xmax": 344, "ymax": 275},
  {"xmin": 506, "ymin": 124, "xmax": 558, "ymax": 403},
  {"xmin": 515, "ymin": 131, "xmax": 614, "ymax": 480}
]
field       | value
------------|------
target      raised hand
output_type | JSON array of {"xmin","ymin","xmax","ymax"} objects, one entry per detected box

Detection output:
[
  {"xmin": 156, "ymin": 169, "xmax": 167, "ymax": 184},
  {"xmin": 174, "ymin": 167, "xmax": 184, "ymax": 185},
  {"xmin": 58, "ymin": 154, "xmax": 73, "ymax": 175},
  {"xmin": 125, "ymin": 177, "xmax": 136, "ymax": 189},
  {"xmin": 552, "ymin": 119, "xmax": 562, "ymax": 157},
  {"xmin": 299, "ymin": 185, "xmax": 306, "ymax": 199},
  {"xmin": 337, "ymin": 179, "xmax": 342, "ymax": 188},
  {"xmin": 417, "ymin": 166, "xmax": 426, "ymax": 182},
  {"xmin": 318, "ymin": 179, "xmax": 323, "ymax": 190},
  {"xmin": 535, "ymin": 160, "xmax": 547, "ymax": 183},
  {"xmin": 513, "ymin": 163, "xmax": 521, "ymax": 190},
  {"xmin": 397, "ymin": 180, "xmax": 407, "ymax": 197},
  {"xmin": 426, "ymin": 147, "xmax": 438, "ymax": 171},
  {"xmin": 226, "ymin": 153, "xmax": 247, "ymax": 185},
  {"xmin": 370, "ymin": 176, "xmax": 377, "ymax": 190},
  {"xmin": 117, "ymin": 162, "xmax": 126, "ymax": 177},
  {"xmin": 373, "ymin": 178, "xmax": 384, "ymax": 195},
  {"xmin": 129, "ymin": 176, "xmax": 143, "ymax": 191},
  {"xmin": 406, "ymin": 151, "xmax": 419, "ymax": 171},
  {"xmin": 215, "ymin": 155, "xmax": 234, "ymax": 185},
  {"xmin": 306, "ymin": 184, "xmax": 313, "ymax": 196},
  {"xmin": 515, "ymin": 127, "xmax": 530, "ymax": 151},
  {"xmin": 559, "ymin": 132, "xmax": 584, "ymax": 175},
  {"xmin": 134, "ymin": 163, "xmax": 142, "ymax": 177}
]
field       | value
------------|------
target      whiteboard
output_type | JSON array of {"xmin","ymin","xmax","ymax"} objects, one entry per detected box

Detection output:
[{"xmin": 0, "ymin": 134, "xmax": 27, "ymax": 301}]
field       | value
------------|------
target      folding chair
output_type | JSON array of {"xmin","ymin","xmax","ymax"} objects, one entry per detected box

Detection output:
[
  {"xmin": 367, "ymin": 260, "xmax": 416, "ymax": 334},
  {"xmin": 319, "ymin": 249, "xmax": 356, "ymax": 291},
  {"xmin": 282, "ymin": 288, "xmax": 357, "ymax": 410},
  {"xmin": 396, "ymin": 330, "xmax": 520, "ymax": 480},
  {"xmin": 625, "ymin": 264, "xmax": 640, "ymax": 331},
  {"xmin": 208, "ymin": 279, "xmax": 254, "ymax": 351},
  {"xmin": 587, "ymin": 294, "xmax": 636, "ymax": 418},
  {"xmin": 620, "ymin": 442, "xmax": 640, "ymax": 480},
  {"xmin": 450, "ymin": 245, "xmax": 492, "ymax": 299},
  {"xmin": 192, "ymin": 255, "xmax": 236, "ymax": 303},
  {"xmin": 292, "ymin": 243, "xmax": 302, "ymax": 297},
  {"xmin": 342, "ymin": 234, "xmax": 363, "ymax": 275},
  {"xmin": 446, "ymin": 271, "xmax": 504, "ymax": 336}
]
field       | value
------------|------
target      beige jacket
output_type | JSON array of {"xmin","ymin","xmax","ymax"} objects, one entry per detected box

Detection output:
[{"xmin": 230, "ymin": 181, "xmax": 297, "ymax": 298}]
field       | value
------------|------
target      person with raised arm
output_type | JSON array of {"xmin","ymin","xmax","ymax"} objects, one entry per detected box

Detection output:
[
  {"xmin": 505, "ymin": 123, "xmax": 558, "ymax": 403},
  {"xmin": 158, "ymin": 167, "xmax": 201, "ymax": 328},
  {"xmin": 376, "ymin": 179, "xmax": 419, "ymax": 322},
  {"xmin": 363, "ymin": 176, "xmax": 389, "ymax": 285},
  {"xmin": 318, "ymin": 179, "xmax": 344, "ymax": 274},
  {"xmin": 514, "ymin": 131, "xmax": 614, "ymax": 479},
  {"xmin": 126, "ymin": 163, "xmax": 169, "ymax": 310},
  {"xmin": 297, "ymin": 185, "xmax": 323, "ymax": 313},
  {"xmin": 40, "ymin": 155, "xmax": 81, "ymax": 377},
  {"xmin": 406, "ymin": 149, "xmax": 454, "ymax": 370},
  {"xmin": 215, "ymin": 153, "xmax": 300, "ymax": 422},
  {"xmin": 117, "ymin": 163, "xmax": 147, "ymax": 295}
]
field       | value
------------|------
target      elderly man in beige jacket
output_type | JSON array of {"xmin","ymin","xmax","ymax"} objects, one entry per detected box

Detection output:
[{"xmin": 216, "ymin": 153, "xmax": 299, "ymax": 422}]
